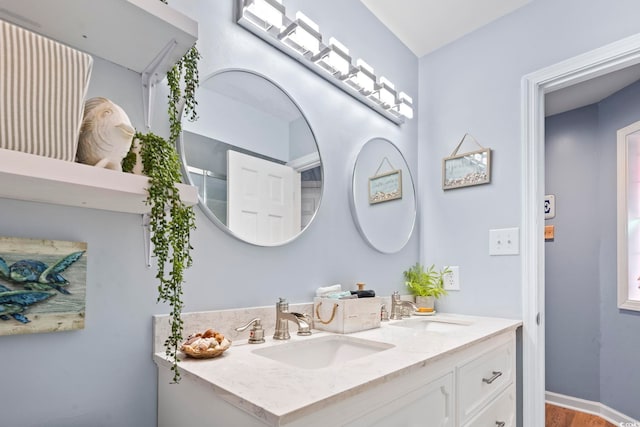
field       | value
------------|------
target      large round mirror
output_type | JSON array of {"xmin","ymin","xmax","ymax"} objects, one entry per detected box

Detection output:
[
  {"xmin": 350, "ymin": 138, "xmax": 416, "ymax": 253},
  {"xmin": 178, "ymin": 69, "xmax": 323, "ymax": 246}
]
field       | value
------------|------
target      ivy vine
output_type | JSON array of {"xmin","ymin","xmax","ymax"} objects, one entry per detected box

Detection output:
[
  {"xmin": 135, "ymin": 131, "xmax": 196, "ymax": 383},
  {"xmin": 130, "ymin": 0, "xmax": 201, "ymax": 383},
  {"xmin": 167, "ymin": 45, "xmax": 201, "ymax": 144}
]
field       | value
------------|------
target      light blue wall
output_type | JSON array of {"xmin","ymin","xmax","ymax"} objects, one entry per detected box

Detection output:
[
  {"xmin": 419, "ymin": 0, "xmax": 640, "ymax": 318},
  {"xmin": 544, "ymin": 105, "xmax": 601, "ymax": 402},
  {"xmin": 0, "ymin": 1, "xmax": 418, "ymax": 426},
  {"xmin": 544, "ymin": 80, "xmax": 640, "ymax": 419}
]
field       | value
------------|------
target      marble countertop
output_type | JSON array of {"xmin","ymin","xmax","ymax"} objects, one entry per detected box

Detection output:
[{"xmin": 154, "ymin": 312, "xmax": 521, "ymax": 426}]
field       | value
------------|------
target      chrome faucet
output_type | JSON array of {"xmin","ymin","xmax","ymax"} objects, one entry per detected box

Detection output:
[
  {"xmin": 390, "ymin": 291, "xmax": 418, "ymax": 320},
  {"xmin": 273, "ymin": 298, "xmax": 312, "ymax": 340}
]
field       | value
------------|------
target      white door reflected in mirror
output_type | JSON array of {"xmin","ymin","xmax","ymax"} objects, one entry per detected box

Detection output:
[{"xmin": 227, "ymin": 151, "xmax": 301, "ymax": 245}]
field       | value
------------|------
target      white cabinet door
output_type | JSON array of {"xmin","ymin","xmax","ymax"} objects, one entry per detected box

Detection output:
[{"xmin": 346, "ymin": 372, "xmax": 454, "ymax": 427}]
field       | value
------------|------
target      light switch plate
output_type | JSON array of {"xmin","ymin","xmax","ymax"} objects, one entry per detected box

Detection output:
[{"xmin": 489, "ymin": 227, "xmax": 520, "ymax": 255}]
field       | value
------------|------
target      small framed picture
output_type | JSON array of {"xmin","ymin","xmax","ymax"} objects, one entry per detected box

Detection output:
[
  {"xmin": 442, "ymin": 148, "xmax": 491, "ymax": 190},
  {"xmin": 369, "ymin": 169, "xmax": 403, "ymax": 204}
]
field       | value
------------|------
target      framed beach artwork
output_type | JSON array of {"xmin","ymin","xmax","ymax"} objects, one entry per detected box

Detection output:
[
  {"xmin": 0, "ymin": 236, "xmax": 87, "ymax": 336},
  {"xmin": 369, "ymin": 169, "xmax": 403, "ymax": 204},
  {"xmin": 442, "ymin": 133, "xmax": 492, "ymax": 190}
]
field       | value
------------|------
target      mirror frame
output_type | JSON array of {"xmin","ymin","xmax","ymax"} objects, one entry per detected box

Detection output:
[
  {"xmin": 176, "ymin": 68, "xmax": 323, "ymax": 246},
  {"xmin": 350, "ymin": 137, "xmax": 417, "ymax": 254}
]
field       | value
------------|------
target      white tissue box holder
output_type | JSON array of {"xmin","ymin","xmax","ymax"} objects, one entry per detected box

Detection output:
[
  {"xmin": 0, "ymin": 18, "xmax": 93, "ymax": 161},
  {"xmin": 313, "ymin": 297, "xmax": 381, "ymax": 334}
]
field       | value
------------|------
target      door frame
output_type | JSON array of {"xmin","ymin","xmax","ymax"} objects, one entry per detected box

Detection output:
[{"xmin": 521, "ymin": 32, "xmax": 640, "ymax": 426}]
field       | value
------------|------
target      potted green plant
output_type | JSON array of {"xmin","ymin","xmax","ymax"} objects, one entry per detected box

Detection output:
[{"xmin": 403, "ymin": 263, "xmax": 450, "ymax": 309}]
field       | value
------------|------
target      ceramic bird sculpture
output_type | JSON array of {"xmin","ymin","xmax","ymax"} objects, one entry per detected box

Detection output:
[
  {"xmin": 0, "ymin": 284, "xmax": 54, "ymax": 323},
  {"xmin": 0, "ymin": 251, "xmax": 84, "ymax": 295},
  {"xmin": 76, "ymin": 97, "xmax": 135, "ymax": 171}
]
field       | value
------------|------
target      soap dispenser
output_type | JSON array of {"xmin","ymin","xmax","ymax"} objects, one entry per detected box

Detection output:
[{"xmin": 235, "ymin": 318, "xmax": 265, "ymax": 344}]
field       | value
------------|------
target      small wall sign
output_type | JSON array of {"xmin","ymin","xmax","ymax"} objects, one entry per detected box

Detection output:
[
  {"xmin": 369, "ymin": 169, "xmax": 403, "ymax": 204},
  {"xmin": 443, "ymin": 133, "xmax": 491, "ymax": 190},
  {"xmin": 545, "ymin": 194, "xmax": 556, "ymax": 219}
]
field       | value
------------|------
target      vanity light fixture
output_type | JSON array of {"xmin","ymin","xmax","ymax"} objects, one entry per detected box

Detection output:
[
  {"xmin": 279, "ymin": 11, "xmax": 322, "ymax": 56},
  {"xmin": 370, "ymin": 76, "xmax": 397, "ymax": 108},
  {"xmin": 346, "ymin": 59, "xmax": 376, "ymax": 94},
  {"xmin": 396, "ymin": 92, "xmax": 414, "ymax": 119},
  {"xmin": 242, "ymin": 0, "xmax": 285, "ymax": 33},
  {"xmin": 237, "ymin": 0, "xmax": 413, "ymax": 124},
  {"xmin": 313, "ymin": 37, "xmax": 352, "ymax": 78}
]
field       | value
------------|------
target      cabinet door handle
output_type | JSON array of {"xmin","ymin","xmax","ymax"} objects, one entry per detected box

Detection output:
[
  {"xmin": 482, "ymin": 371, "xmax": 502, "ymax": 384},
  {"xmin": 496, "ymin": 422, "xmax": 506, "ymax": 427}
]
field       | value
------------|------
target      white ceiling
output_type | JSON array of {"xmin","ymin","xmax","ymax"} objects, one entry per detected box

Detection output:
[
  {"xmin": 359, "ymin": 0, "xmax": 640, "ymax": 115},
  {"xmin": 359, "ymin": 0, "xmax": 532, "ymax": 57}
]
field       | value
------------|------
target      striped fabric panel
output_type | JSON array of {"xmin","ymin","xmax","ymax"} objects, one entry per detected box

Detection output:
[{"xmin": 0, "ymin": 19, "xmax": 93, "ymax": 161}]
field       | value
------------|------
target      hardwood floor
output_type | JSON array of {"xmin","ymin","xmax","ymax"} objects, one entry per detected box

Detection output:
[{"xmin": 546, "ymin": 403, "xmax": 617, "ymax": 427}]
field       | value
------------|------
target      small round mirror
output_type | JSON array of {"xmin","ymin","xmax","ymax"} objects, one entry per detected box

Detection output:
[
  {"xmin": 350, "ymin": 138, "xmax": 416, "ymax": 253},
  {"xmin": 178, "ymin": 69, "xmax": 323, "ymax": 246}
]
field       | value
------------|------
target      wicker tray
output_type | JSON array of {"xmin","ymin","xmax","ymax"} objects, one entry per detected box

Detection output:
[{"xmin": 180, "ymin": 340, "xmax": 231, "ymax": 359}]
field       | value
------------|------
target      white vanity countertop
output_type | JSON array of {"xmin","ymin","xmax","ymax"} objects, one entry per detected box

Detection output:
[{"xmin": 153, "ymin": 313, "xmax": 521, "ymax": 426}]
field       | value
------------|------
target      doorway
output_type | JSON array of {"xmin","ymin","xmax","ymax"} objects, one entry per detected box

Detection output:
[{"xmin": 521, "ymin": 33, "xmax": 640, "ymax": 427}]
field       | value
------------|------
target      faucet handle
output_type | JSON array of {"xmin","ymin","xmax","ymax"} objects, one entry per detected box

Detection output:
[{"xmin": 235, "ymin": 318, "xmax": 265, "ymax": 344}]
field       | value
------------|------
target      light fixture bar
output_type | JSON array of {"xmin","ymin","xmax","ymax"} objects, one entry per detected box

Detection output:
[{"xmin": 237, "ymin": 0, "xmax": 412, "ymax": 124}]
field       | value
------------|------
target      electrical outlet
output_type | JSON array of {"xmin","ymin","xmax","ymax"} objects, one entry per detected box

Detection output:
[
  {"xmin": 489, "ymin": 227, "xmax": 520, "ymax": 255},
  {"xmin": 443, "ymin": 266, "xmax": 460, "ymax": 291}
]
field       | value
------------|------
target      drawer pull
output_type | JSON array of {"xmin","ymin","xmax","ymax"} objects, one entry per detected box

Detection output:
[
  {"xmin": 496, "ymin": 422, "xmax": 506, "ymax": 427},
  {"xmin": 482, "ymin": 371, "xmax": 502, "ymax": 384}
]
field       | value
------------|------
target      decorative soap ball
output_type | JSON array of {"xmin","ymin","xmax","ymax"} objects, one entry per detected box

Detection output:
[{"xmin": 76, "ymin": 97, "xmax": 135, "ymax": 171}]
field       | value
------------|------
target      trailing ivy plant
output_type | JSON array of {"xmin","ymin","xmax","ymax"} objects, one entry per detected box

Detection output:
[
  {"xmin": 145, "ymin": 0, "xmax": 201, "ymax": 383},
  {"xmin": 132, "ymin": 131, "xmax": 196, "ymax": 383},
  {"xmin": 123, "ymin": 0, "xmax": 201, "ymax": 384},
  {"xmin": 167, "ymin": 45, "xmax": 201, "ymax": 145}
]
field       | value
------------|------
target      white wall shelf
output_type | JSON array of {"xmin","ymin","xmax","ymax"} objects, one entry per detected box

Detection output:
[
  {"xmin": 0, "ymin": 0, "xmax": 199, "ymax": 213},
  {"xmin": 0, "ymin": 0, "xmax": 198, "ymax": 128},
  {"xmin": 0, "ymin": 0, "xmax": 197, "ymax": 75},
  {"xmin": 0, "ymin": 148, "xmax": 198, "ymax": 214}
]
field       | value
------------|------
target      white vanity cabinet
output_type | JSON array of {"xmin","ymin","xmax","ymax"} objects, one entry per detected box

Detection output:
[
  {"xmin": 156, "ymin": 325, "xmax": 518, "ymax": 427},
  {"xmin": 345, "ymin": 372, "xmax": 454, "ymax": 427}
]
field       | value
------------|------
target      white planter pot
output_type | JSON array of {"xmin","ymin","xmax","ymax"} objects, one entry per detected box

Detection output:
[{"xmin": 415, "ymin": 296, "xmax": 435, "ymax": 309}]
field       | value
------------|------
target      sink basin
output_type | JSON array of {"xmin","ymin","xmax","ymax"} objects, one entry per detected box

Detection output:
[
  {"xmin": 252, "ymin": 335, "xmax": 394, "ymax": 369},
  {"xmin": 389, "ymin": 317, "xmax": 473, "ymax": 333}
]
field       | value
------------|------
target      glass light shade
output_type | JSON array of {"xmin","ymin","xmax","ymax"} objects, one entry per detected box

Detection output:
[
  {"xmin": 243, "ymin": 0, "xmax": 285, "ymax": 31},
  {"xmin": 397, "ymin": 92, "xmax": 414, "ymax": 119},
  {"xmin": 314, "ymin": 37, "xmax": 352, "ymax": 77},
  {"xmin": 379, "ymin": 77, "xmax": 396, "ymax": 107},
  {"xmin": 347, "ymin": 59, "xmax": 376, "ymax": 94},
  {"xmin": 279, "ymin": 11, "xmax": 321, "ymax": 55}
]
